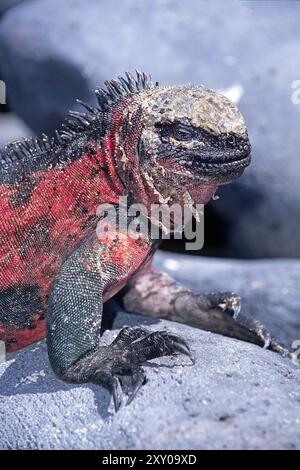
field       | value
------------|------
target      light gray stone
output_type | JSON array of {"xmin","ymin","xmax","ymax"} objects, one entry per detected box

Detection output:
[{"xmin": 1, "ymin": 252, "xmax": 300, "ymax": 449}]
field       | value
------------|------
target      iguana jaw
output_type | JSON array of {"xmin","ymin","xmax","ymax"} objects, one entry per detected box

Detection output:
[{"xmin": 171, "ymin": 152, "xmax": 251, "ymax": 183}]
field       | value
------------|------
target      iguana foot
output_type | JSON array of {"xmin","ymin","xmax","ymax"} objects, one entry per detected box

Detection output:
[
  {"xmin": 205, "ymin": 291, "xmax": 291, "ymax": 355},
  {"xmin": 175, "ymin": 290, "xmax": 291, "ymax": 357},
  {"xmin": 65, "ymin": 327, "xmax": 193, "ymax": 411},
  {"xmin": 200, "ymin": 291, "xmax": 241, "ymax": 317},
  {"xmin": 99, "ymin": 327, "xmax": 194, "ymax": 410}
]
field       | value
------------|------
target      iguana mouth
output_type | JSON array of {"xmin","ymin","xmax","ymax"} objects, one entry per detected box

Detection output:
[
  {"xmin": 188, "ymin": 151, "xmax": 251, "ymax": 182},
  {"xmin": 189, "ymin": 151, "xmax": 251, "ymax": 167},
  {"xmin": 209, "ymin": 154, "xmax": 251, "ymax": 166},
  {"xmin": 174, "ymin": 153, "xmax": 251, "ymax": 181}
]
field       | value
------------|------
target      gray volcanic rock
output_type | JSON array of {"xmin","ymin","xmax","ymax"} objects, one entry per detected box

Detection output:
[
  {"xmin": 154, "ymin": 251, "xmax": 300, "ymax": 348},
  {"xmin": 0, "ymin": 259, "xmax": 300, "ymax": 450},
  {"xmin": 0, "ymin": 0, "xmax": 25, "ymax": 16}
]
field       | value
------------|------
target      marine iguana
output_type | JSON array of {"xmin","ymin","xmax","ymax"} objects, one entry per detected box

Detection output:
[{"xmin": 0, "ymin": 71, "xmax": 288, "ymax": 410}]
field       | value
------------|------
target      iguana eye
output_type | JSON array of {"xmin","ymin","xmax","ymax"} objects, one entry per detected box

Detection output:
[
  {"xmin": 173, "ymin": 124, "xmax": 194, "ymax": 141},
  {"xmin": 156, "ymin": 122, "xmax": 194, "ymax": 142}
]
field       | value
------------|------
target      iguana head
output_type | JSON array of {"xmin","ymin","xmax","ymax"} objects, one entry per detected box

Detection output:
[
  {"xmin": 135, "ymin": 82, "xmax": 251, "ymax": 206},
  {"xmin": 95, "ymin": 72, "xmax": 251, "ymax": 208}
]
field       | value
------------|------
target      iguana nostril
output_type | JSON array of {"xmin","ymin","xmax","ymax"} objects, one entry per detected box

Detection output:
[{"xmin": 226, "ymin": 135, "xmax": 236, "ymax": 147}]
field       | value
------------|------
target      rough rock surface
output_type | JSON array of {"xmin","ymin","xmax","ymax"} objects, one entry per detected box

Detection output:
[
  {"xmin": 1, "ymin": 252, "xmax": 300, "ymax": 450},
  {"xmin": 1, "ymin": 312, "xmax": 300, "ymax": 450},
  {"xmin": 155, "ymin": 251, "xmax": 300, "ymax": 348},
  {"xmin": 0, "ymin": 0, "xmax": 300, "ymax": 257}
]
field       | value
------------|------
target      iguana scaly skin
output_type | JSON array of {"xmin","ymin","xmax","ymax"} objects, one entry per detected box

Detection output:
[{"xmin": 0, "ymin": 72, "xmax": 288, "ymax": 409}]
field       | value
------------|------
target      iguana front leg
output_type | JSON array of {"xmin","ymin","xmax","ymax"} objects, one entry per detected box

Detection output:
[
  {"xmin": 123, "ymin": 267, "xmax": 291, "ymax": 357},
  {"xmin": 46, "ymin": 234, "xmax": 192, "ymax": 411}
]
